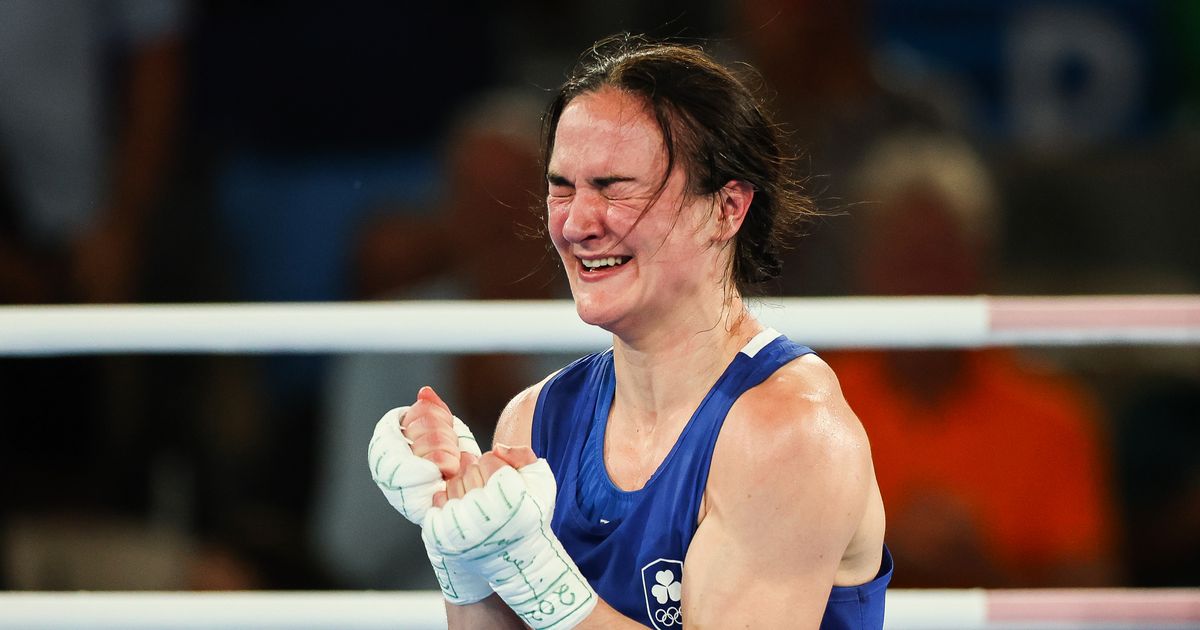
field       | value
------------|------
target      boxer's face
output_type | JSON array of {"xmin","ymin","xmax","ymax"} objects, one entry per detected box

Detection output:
[{"xmin": 547, "ymin": 87, "xmax": 727, "ymax": 334}]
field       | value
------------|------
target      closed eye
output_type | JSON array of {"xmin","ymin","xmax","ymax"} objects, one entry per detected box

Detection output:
[
  {"xmin": 598, "ymin": 182, "xmax": 637, "ymax": 200},
  {"xmin": 547, "ymin": 173, "xmax": 640, "ymax": 199},
  {"xmin": 547, "ymin": 173, "xmax": 574, "ymax": 198},
  {"xmin": 589, "ymin": 175, "xmax": 638, "ymax": 200}
]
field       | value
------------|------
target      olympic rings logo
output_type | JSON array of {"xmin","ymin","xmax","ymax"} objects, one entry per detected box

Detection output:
[
  {"xmin": 655, "ymin": 606, "xmax": 683, "ymax": 627},
  {"xmin": 643, "ymin": 558, "xmax": 685, "ymax": 630}
]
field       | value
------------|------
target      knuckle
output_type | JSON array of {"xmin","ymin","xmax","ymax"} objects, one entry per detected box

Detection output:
[
  {"xmin": 413, "ymin": 429, "xmax": 453, "ymax": 448},
  {"xmin": 400, "ymin": 404, "xmax": 424, "ymax": 425},
  {"xmin": 427, "ymin": 433, "xmax": 456, "ymax": 453},
  {"xmin": 403, "ymin": 413, "xmax": 433, "ymax": 431},
  {"xmin": 411, "ymin": 444, "xmax": 444, "ymax": 462},
  {"xmin": 405, "ymin": 402, "xmax": 449, "ymax": 426},
  {"xmin": 432, "ymin": 451, "xmax": 457, "ymax": 467},
  {"xmin": 402, "ymin": 425, "xmax": 428, "ymax": 444},
  {"xmin": 409, "ymin": 414, "xmax": 453, "ymax": 435},
  {"xmin": 408, "ymin": 435, "xmax": 434, "ymax": 455}
]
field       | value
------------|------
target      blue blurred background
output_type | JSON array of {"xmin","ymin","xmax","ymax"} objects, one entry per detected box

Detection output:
[{"xmin": 0, "ymin": 0, "xmax": 1196, "ymax": 591}]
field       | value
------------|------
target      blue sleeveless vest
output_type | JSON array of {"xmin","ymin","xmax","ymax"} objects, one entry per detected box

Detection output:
[{"xmin": 532, "ymin": 331, "xmax": 892, "ymax": 629}]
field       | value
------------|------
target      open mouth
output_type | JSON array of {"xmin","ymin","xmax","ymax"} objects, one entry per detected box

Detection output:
[{"xmin": 580, "ymin": 256, "xmax": 632, "ymax": 272}]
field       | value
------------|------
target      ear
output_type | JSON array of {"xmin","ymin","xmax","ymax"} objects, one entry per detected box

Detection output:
[{"xmin": 713, "ymin": 180, "xmax": 754, "ymax": 243}]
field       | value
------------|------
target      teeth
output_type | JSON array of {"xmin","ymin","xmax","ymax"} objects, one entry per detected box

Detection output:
[{"xmin": 581, "ymin": 256, "xmax": 628, "ymax": 269}]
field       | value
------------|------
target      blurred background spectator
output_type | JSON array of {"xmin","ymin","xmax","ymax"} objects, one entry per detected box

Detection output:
[
  {"xmin": 0, "ymin": 0, "xmax": 226, "ymax": 590},
  {"xmin": 0, "ymin": 0, "xmax": 183, "ymax": 305},
  {"xmin": 1, "ymin": 0, "xmax": 1196, "ymax": 592},
  {"xmin": 825, "ymin": 133, "xmax": 1117, "ymax": 587}
]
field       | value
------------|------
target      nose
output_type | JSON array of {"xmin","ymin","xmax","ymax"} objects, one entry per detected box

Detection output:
[{"xmin": 560, "ymin": 190, "xmax": 606, "ymax": 244}]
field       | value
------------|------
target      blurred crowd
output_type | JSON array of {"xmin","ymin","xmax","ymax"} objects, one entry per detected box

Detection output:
[{"xmin": 1, "ymin": 0, "xmax": 1197, "ymax": 591}]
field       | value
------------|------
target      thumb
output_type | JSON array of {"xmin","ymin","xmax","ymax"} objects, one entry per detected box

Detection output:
[
  {"xmin": 492, "ymin": 443, "xmax": 538, "ymax": 469},
  {"xmin": 417, "ymin": 385, "xmax": 451, "ymax": 412}
]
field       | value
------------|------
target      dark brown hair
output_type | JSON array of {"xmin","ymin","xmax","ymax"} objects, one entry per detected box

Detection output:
[{"xmin": 541, "ymin": 34, "xmax": 815, "ymax": 295}]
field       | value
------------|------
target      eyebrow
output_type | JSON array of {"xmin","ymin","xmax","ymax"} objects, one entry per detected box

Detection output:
[
  {"xmin": 546, "ymin": 172, "xmax": 637, "ymax": 188},
  {"xmin": 591, "ymin": 176, "xmax": 636, "ymax": 188}
]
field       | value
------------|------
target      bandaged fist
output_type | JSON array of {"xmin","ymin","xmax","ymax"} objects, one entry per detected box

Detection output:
[
  {"xmin": 422, "ymin": 452, "xmax": 596, "ymax": 629},
  {"xmin": 434, "ymin": 444, "xmax": 538, "ymax": 508},
  {"xmin": 367, "ymin": 386, "xmax": 482, "ymax": 525},
  {"xmin": 368, "ymin": 387, "xmax": 494, "ymax": 604}
]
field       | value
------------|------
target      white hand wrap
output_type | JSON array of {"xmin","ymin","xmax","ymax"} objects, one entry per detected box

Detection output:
[
  {"xmin": 422, "ymin": 460, "xmax": 597, "ymax": 629},
  {"xmin": 368, "ymin": 406, "xmax": 482, "ymax": 524},
  {"xmin": 367, "ymin": 405, "xmax": 492, "ymax": 604}
]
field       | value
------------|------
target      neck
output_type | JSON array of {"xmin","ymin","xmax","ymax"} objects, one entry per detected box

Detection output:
[{"xmin": 610, "ymin": 293, "xmax": 762, "ymax": 431}]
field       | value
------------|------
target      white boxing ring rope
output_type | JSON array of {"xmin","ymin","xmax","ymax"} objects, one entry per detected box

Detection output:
[
  {"xmin": 0, "ymin": 295, "xmax": 1197, "ymax": 355},
  {"xmin": 0, "ymin": 589, "xmax": 1197, "ymax": 629},
  {"xmin": 2, "ymin": 294, "xmax": 1199, "ymax": 628}
]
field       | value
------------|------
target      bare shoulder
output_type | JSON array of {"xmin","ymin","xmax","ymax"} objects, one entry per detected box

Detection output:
[
  {"xmin": 684, "ymin": 352, "xmax": 882, "ymax": 623},
  {"xmin": 705, "ymin": 352, "xmax": 876, "ymax": 549},
  {"xmin": 722, "ymin": 353, "xmax": 871, "ymax": 473},
  {"xmin": 491, "ymin": 369, "xmax": 560, "ymax": 449}
]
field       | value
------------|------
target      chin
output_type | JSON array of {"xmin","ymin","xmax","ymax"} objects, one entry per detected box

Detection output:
[
  {"xmin": 573, "ymin": 302, "xmax": 614, "ymax": 329},
  {"xmin": 571, "ymin": 294, "xmax": 624, "ymax": 332}
]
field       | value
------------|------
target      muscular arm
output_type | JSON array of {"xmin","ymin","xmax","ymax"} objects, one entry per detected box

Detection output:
[{"xmin": 682, "ymin": 356, "xmax": 883, "ymax": 628}]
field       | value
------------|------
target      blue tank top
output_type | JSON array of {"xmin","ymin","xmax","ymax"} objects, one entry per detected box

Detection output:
[{"xmin": 532, "ymin": 330, "xmax": 892, "ymax": 629}]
